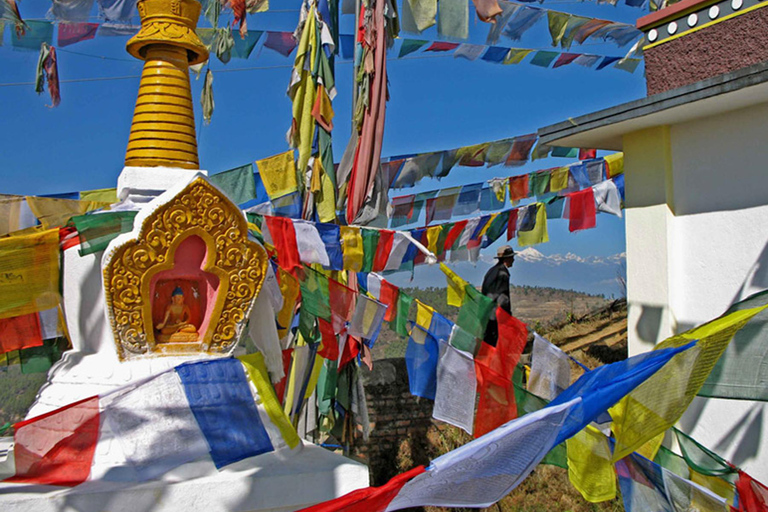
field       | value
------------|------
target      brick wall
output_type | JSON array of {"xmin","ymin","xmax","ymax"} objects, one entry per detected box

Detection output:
[{"xmin": 352, "ymin": 358, "xmax": 437, "ymax": 485}]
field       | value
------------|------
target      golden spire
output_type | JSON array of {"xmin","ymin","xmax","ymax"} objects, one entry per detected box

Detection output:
[{"xmin": 124, "ymin": 0, "xmax": 209, "ymax": 169}]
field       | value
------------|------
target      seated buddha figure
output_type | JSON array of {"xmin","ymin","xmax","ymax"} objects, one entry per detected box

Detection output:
[{"xmin": 155, "ymin": 286, "xmax": 199, "ymax": 342}]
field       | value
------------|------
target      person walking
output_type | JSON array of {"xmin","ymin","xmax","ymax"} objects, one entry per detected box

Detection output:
[{"xmin": 481, "ymin": 245, "xmax": 515, "ymax": 346}]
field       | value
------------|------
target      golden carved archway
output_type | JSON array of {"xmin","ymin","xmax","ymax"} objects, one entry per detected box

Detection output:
[{"xmin": 103, "ymin": 177, "xmax": 268, "ymax": 360}]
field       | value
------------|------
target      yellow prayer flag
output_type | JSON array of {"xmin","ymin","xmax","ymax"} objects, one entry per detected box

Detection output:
[
  {"xmin": 79, "ymin": 188, "xmax": 118, "ymax": 204},
  {"xmin": 303, "ymin": 354, "xmax": 325, "ymax": 400},
  {"xmin": 550, "ymin": 167, "xmax": 570, "ymax": 192},
  {"xmin": 440, "ymin": 263, "xmax": 467, "ymax": 307},
  {"xmin": 315, "ymin": 159, "xmax": 337, "ymax": 223},
  {"xmin": 277, "ymin": 267, "xmax": 300, "ymax": 340},
  {"xmin": 479, "ymin": 213, "xmax": 499, "ymax": 238},
  {"xmin": 691, "ymin": 470, "xmax": 736, "ymax": 507},
  {"xmin": 290, "ymin": 6, "xmax": 317, "ymax": 173},
  {"xmin": 0, "ymin": 195, "xmax": 25, "ymax": 237},
  {"xmin": 0, "ymin": 228, "xmax": 60, "ymax": 320},
  {"xmin": 566, "ymin": 426, "xmax": 617, "ymax": 503},
  {"xmin": 415, "ymin": 300, "xmax": 435, "ymax": 330},
  {"xmin": 610, "ymin": 305, "xmax": 768, "ymax": 461},
  {"xmin": 255, "ymin": 150, "xmax": 299, "ymax": 199},
  {"xmin": 238, "ymin": 353, "xmax": 301, "ymax": 449},
  {"xmin": 340, "ymin": 226, "xmax": 364, "ymax": 271},
  {"xmin": 517, "ymin": 203, "xmax": 549, "ymax": 247},
  {"xmin": 604, "ymin": 152, "xmax": 624, "ymax": 178},
  {"xmin": 503, "ymin": 49, "xmax": 532, "ymax": 65},
  {"xmin": 26, "ymin": 196, "xmax": 110, "ymax": 229},
  {"xmin": 426, "ymin": 225, "xmax": 442, "ymax": 254}
]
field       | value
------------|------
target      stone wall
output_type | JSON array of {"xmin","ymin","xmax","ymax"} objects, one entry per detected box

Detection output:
[{"xmin": 352, "ymin": 358, "xmax": 438, "ymax": 485}]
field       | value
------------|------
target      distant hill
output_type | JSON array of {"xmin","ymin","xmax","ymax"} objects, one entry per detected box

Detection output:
[
  {"xmin": 384, "ymin": 247, "xmax": 627, "ymax": 298},
  {"xmin": 372, "ymin": 284, "xmax": 609, "ymax": 360}
]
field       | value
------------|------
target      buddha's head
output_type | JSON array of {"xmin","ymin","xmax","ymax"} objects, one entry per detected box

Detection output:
[{"xmin": 172, "ymin": 286, "xmax": 184, "ymax": 305}]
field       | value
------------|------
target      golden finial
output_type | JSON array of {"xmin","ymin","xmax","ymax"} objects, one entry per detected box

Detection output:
[{"xmin": 124, "ymin": 0, "xmax": 209, "ymax": 169}]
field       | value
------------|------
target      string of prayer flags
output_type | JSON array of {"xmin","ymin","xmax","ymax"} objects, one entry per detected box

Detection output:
[{"xmin": 609, "ymin": 304, "xmax": 768, "ymax": 462}]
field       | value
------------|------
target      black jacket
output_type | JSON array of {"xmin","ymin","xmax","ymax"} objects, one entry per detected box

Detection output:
[{"xmin": 481, "ymin": 261, "xmax": 511, "ymax": 314}]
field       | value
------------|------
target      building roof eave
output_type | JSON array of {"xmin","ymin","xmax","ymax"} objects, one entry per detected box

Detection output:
[{"xmin": 537, "ymin": 61, "xmax": 768, "ymax": 151}]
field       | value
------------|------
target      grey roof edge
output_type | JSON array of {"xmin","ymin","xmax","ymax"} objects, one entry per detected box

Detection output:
[{"xmin": 537, "ymin": 61, "xmax": 768, "ymax": 145}]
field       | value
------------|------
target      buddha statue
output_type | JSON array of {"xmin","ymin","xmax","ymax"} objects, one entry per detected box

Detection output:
[{"xmin": 155, "ymin": 286, "xmax": 199, "ymax": 342}]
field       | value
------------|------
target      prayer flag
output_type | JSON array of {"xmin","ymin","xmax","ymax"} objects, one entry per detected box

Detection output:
[
  {"xmin": 480, "ymin": 46, "xmax": 509, "ymax": 63},
  {"xmin": 568, "ymin": 188, "xmax": 597, "ymax": 232},
  {"xmin": 0, "ymin": 313, "xmax": 43, "ymax": 355},
  {"xmin": 433, "ymin": 341, "xmax": 476, "ymax": 434},
  {"xmin": 505, "ymin": 134, "xmax": 537, "ymax": 166},
  {"xmin": 405, "ymin": 324, "xmax": 440, "ymax": 399},
  {"xmin": 440, "ymin": 263, "xmax": 467, "ymax": 307},
  {"xmin": 263, "ymin": 31, "xmax": 297, "ymax": 56},
  {"xmin": 379, "ymin": 280, "xmax": 399, "ymax": 322},
  {"xmin": 553, "ymin": 52, "xmax": 581, "ymax": 68},
  {"xmin": 453, "ymin": 43, "xmax": 485, "ymax": 60},
  {"xmin": 566, "ymin": 426, "xmax": 617, "ymax": 502},
  {"xmin": 265, "ymin": 216, "xmax": 301, "ymax": 271},
  {"xmin": 317, "ymin": 317, "xmax": 339, "ymax": 361},
  {"xmin": 597, "ymin": 56, "xmax": 621, "ymax": 70},
  {"xmin": 373, "ymin": 230, "xmax": 395, "ymax": 271},
  {"xmin": 255, "ymin": 151, "xmax": 298, "ymax": 200},
  {"xmin": 610, "ymin": 305, "xmax": 768, "ymax": 461},
  {"xmin": 425, "ymin": 41, "xmax": 458, "ymax": 52},
  {"xmin": 503, "ymin": 48, "xmax": 531, "ymax": 64},
  {"xmin": 57, "ymin": 22, "xmax": 98, "ymax": 47},
  {"xmin": 394, "ymin": 291, "xmax": 414, "ymax": 337},
  {"xmin": 604, "ymin": 152, "xmax": 624, "ymax": 177},
  {"xmin": 361, "ymin": 229, "xmax": 379, "ymax": 272},
  {"xmin": 528, "ymin": 333, "xmax": 571, "ymax": 401},
  {"xmin": 316, "ymin": 223, "xmax": 344, "ymax": 270},
  {"xmin": 530, "ymin": 50, "xmax": 559, "ymax": 67},
  {"xmin": 340, "ymin": 226, "xmax": 364, "ymax": 271},
  {"xmin": 11, "ymin": 20, "xmax": 53, "ymax": 50},
  {"xmin": 506, "ymin": 208, "xmax": 518, "ymax": 240},
  {"xmin": 453, "ymin": 183, "xmax": 483, "ymax": 216},
  {"xmin": 0, "ymin": 229, "xmax": 60, "ymax": 320},
  {"xmin": 479, "ymin": 186, "xmax": 504, "ymax": 211},
  {"xmin": 210, "ymin": 164, "xmax": 258, "ymax": 205},
  {"xmin": 550, "ymin": 167, "xmax": 570, "ymax": 192},
  {"xmin": 26, "ymin": 196, "xmax": 109, "ymax": 229},
  {"xmin": 736, "ymin": 471, "xmax": 768, "ymax": 512},
  {"xmin": 399, "ymin": 38, "xmax": 428, "ymax": 57},
  {"xmin": 593, "ymin": 180, "xmax": 622, "ymax": 217},
  {"xmin": 294, "ymin": 220, "xmax": 331, "ymax": 267},
  {"xmin": 299, "ymin": 267, "xmax": 332, "ymax": 320},
  {"xmin": 517, "ymin": 203, "xmax": 549, "ymax": 247},
  {"xmin": 386, "ymin": 400, "xmax": 576, "ymax": 510},
  {"xmin": 384, "ymin": 232, "xmax": 411, "ymax": 271},
  {"xmin": 457, "ymin": 285, "xmax": 495, "ymax": 339},
  {"xmin": 72, "ymin": 211, "xmax": 137, "ymax": 256},
  {"xmin": 348, "ymin": 295, "xmax": 387, "ymax": 341},
  {"xmin": 509, "ymin": 174, "xmax": 530, "ymax": 201},
  {"xmin": 437, "ymin": 0, "xmax": 468, "ymax": 39}
]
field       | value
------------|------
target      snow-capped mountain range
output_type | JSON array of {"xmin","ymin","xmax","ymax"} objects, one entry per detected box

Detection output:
[{"xmin": 387, "ymin": 248, "xmax": 627, "ymax": 298}]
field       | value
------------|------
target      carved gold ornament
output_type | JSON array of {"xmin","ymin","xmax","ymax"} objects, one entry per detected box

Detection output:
[{"xmin": 103, "ymin": 178, "xmax": 268, "ymax": 360}]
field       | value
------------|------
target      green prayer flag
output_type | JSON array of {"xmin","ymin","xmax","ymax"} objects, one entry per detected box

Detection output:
[
  {"xmin": 513, "ymin": 382, "xmax": 567, "ymax": 468},
  {"xmin": 210, "ymin": 163, "xmax": 257, "ymax": 205},
  {"xmin": 551, "ymin": 146, "xmax": 578, "ymax": 158},
  {"xmin": 436, "ymin": 223, "xmax": 453, "ymax": 257},
  {"xmin": 449, "ymin": 324, "xmax": 477, "ymax": 354},
  {"xmin": 529, "ymin": 171, "xmax": 551, "ymax": 197},
  {"xmin": 399, "ymin": 39, "xmax": 428, "ymax": 58},
  {"xmin": 483, "ymin": 213, "xmax": 508, "ymax": 246},
  {"xmin": 674, "ymin": 428, "xmax": 738, "ymax": 480},
  {"xmin": 298, "ymin": 307, "xmax": 316, "ymax": 342},
  {"xmin": 20, "ymin": 338, "xmax": 63, "ymax": 374},
  {"xmin": 547, "ymin": 11, "xmax": 570, "ymax": 47},
  {"xmin": 299, "ymin": 268, "xmax": 332, "ymax": 320},
  {"xmin": 361, "ymin": 229, "xmax": 380, "ymax": 272},
  {"xmin": 530, "ymin": 50, "xmax": 559, "ymax": 68},
  {"xmin": 72, "ymin": 211, "xmax": 138, "ymax": 256},
  {"xmin": 655, "ymin": 445, "xmax": 691, "ymax": 479},
  {"xmin": 232, "ymin": 30, "xmax": 263, "ymax": 59},
  {"xmin": 317, "ymin": 359, "xmax": 338, "ymax": 416},
  {"xmin": 394, "ymin": 291, "xmax": 414, "ymax": 337},
  {"xmin": 437, "ymin": 0, "xmax": 468, "ymax": 40},
  {"xmin": 456, "ymin": 285, "xmax": 494, "ymax": 339}
]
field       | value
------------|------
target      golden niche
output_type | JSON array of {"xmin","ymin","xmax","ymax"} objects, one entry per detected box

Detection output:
[{"xmin": 103, "ymin": 178, "xmax": 268, "ymax": 360}]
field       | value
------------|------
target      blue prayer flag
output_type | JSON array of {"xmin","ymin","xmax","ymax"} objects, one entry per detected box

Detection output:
[{"xmin": 405, "ymin": 324, "xmax": 440, "ymax": 400}]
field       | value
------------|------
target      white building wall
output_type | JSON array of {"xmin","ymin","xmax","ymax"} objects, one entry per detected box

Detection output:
[{"xmin": 625, "ymin": 102, "xmax": 768, "ymax": 481}]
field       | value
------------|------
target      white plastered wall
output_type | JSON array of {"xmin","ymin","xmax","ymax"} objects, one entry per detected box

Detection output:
[{"xmin": 624, "ymin": 102, "xmax": 768, "ymax": 481}]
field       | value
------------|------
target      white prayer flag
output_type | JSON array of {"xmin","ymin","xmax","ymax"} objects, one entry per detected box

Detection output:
[
  {"xmin": 293, "ymin": 219, "xmax": 330, "ymax": 267},
  {"xmin": 433, "ymin": 341, "xmax": 476, "ymax": 435},
  {"xmin": 528, "ymin": 333, "xmax": 571, "ymax": 401}
]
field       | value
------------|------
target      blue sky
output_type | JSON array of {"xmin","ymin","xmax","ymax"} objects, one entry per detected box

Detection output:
[{"xmin": 0, "ymin": 0, "xmax": 647, "ymax": 259}]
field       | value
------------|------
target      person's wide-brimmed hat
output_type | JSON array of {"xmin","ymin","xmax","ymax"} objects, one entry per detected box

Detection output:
[{"xmin": 496, "ymin": 245, "xmax": 515, "ymax": 259}]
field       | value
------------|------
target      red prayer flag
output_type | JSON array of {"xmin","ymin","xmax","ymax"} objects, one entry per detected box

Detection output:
[
  {"xmin": 265, "ymin": 216, "xmax": 301, "ymax": 271},
  {"xmin": 0, "ymin": 313, "xmax": 44, "ymax": 354},
  {"xmin": 273, "ymin": 348, "xmax": 295, "ymax": 405},
  {"xmin": 509, "ymin": 175, "xmax": 530, "ymax": 201},
  {"xmin": 373, "ymin": 230, "xmax": 395, "ymax": 271},
  {"xmin": 506, "ymin": 208, "xmax": 519, "ymax": 241},
  {"xmin": 379, "ymin": 280, "xmax": 399, "ymax": 322},
  {"xmin": 339, "ymin": 334, "xmax": 360, "ymax": 371},
  {"xmin": 425, "ymin": 42, "xmax": 459, "ymax": 52},
  {"xmin": 57, "ymin": 22, "xmax": 99, "ymax": 47},
  {"xmin": 578, "ymin": 148, "xmax": 597, "ymax": 160},
  {"xmin": 505, "ymin": 134, "xmax": 537, "ymax": 166},
  {"xmin": 473, "ymin": 308, "xmax": 528, "ymax": 438},
  {"xmin": 568, "ymin": 188, "xmax": 597, "ymax": 232},
  {"xmin": 5, "ymin": 395, "xmax": 100, "ymax": 486},
  {"xmin": 553, "ymin": 52, "xmax": 580, "ymax": 68},
  {"xmin": 329, "ymin": 279, "xmax": 356, "ymax": 323},
  {"xmin": 737, "ymin": 471, "xmax": 768, "ymax": 512},
  {"xmin": 317, "ymin": 317, "xmax": 340, "ymax": 361},
  {"xmin": 296, "ymin": 465, "xmax": 427, "ymax": 512},
  {"xmin": 444, "ymin": 220, "xmax": 468, "ymax": 251}
]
